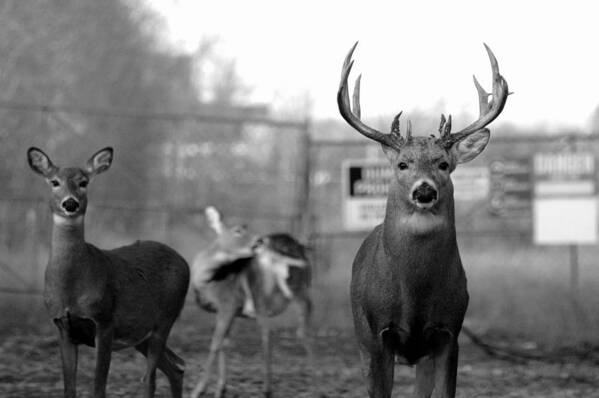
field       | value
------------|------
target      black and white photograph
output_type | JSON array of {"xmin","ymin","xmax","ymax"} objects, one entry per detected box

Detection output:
[{"xmin": 1, "ymin": 1, "xmax": 599, "ymax": 397}]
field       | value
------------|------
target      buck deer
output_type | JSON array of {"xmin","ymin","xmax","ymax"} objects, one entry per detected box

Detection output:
[
  {"xmin": 190, "ymin": 207, "xmax": 313, "ymax": 398},
  {"xmin": 338, "ymin": 43, "xmax": 508, "ymax": 397},
  {"xmin": 27, "ymin": 147, "xmax": 190, "ymax": 398}
]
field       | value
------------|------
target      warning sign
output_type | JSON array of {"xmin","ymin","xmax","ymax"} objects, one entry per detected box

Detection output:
[
  {"xmin": 488, "ymin": 157, "xmax": 533, "ymax": 217},
  {"xmin": 533, "ymin": 152, "xmax": 597, "ymax": 245},
  {"xmin": 342, "ymin": 160, "xmax": 389, "ymax": 231}
]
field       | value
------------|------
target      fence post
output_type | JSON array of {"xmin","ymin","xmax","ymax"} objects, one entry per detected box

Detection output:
[
  {"xmin": 293, "ymin": 119, "xmax": 312, "ymax": 240},
  {"xmin": 569, "ymin": 244, "xmax": 579, "ymax": 297}
]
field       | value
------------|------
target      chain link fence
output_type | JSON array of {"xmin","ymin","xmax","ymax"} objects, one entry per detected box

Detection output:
[{"xmin": 0, "ymin": 104, "xmax": 309, "ymax": 294}]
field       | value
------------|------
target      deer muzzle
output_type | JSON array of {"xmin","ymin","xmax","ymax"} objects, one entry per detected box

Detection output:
[
  {"xmin": 410, "ymin": 180, "xmax": 438, "ymax": 209},
  {"xmin": 61, "ymin": 197, "xmax": 80, "ymax": 214}
]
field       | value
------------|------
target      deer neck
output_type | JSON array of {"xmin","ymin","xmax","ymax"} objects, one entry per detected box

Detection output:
[
  {"xmin": 50, "ymin": 214, "xmax": 87, "ymax": 265},
  {"xmin": 382, "ymin": 183, "xmax": 458, "ymax": 260}
]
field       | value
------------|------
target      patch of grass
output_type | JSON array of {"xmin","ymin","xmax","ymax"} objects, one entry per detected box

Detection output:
[{"xmin": 463, "ymin": 240, "xmax": 599, "ymax": 346}]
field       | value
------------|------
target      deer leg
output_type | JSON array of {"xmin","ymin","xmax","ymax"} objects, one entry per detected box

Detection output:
[
  {"xmin": 414, "ymin": 356, "xmax": 434, "ymax": 398},
  {"xmin": 58, "ymin": 337, "xmax": 79, "ymax": 398},
  {"xmin": 191, "ymin": 310, "xmax": 236, "ymax": 398},
  {"xmin": 294, "ymin": 293, "xmax": 315, "ymax": 363},
  {"xmin": 141, "ymin": 334, "xmax": 168, "ymax": 398},
  {"xmin": 294, "ymin": 294, "xmax": 319, "ymax": 394},
  {"xmin": 431, "ymin": 339, "xmax": 458, "ymax": 398},
  {"xmin": 257, "ymin": 314, "xmax": 272, "ymax": 398},
  {"xmin": 215, "ymin": 339, "xmax": 229, "ymax": 398},
  {"xmin": 136, "ymin": 342, "xmax": 184, "ymax": 398},
  {"xmin": 93, "ymin": 325, "xmax": 114, "ymax": 398},
  {"xmin": 54, "ymin": 319, "xmax": 78, "ymax": 398},
  {"xmin": 161, "ymin": 346, "xmax": 185, "ymax": 398},
  {"xmin": 358, "ymin": 341, "xmax": 394, "ymax": 398}
]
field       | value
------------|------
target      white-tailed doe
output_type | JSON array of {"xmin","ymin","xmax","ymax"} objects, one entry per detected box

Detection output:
[
  {"xmin": 27, "ymin": 147, "xmax": 190, "ymax": 398},
  {"xmin": 190, "ymin": 207, "xmax": 313, "ymax": 398},
  {"xmin": 338, "ymin": 43, "xmax": 508, "ymax": 398}
]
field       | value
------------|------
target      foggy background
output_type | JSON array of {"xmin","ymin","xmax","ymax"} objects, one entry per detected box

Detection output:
[{"xmin": 2, "ymin": 1, "xmax": 599, "ymax": 397}]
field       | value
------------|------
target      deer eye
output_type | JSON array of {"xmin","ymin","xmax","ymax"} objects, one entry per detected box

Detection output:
[
  {"xmin": 439, "ymin": 161, "xmax": 449, "ymax": 171},
  {"xmin": 398, "ymin": 162, "xmax": 408, "ymax": 170},
  {"xmin": 50, "ymin": 179, "xmax": 60, "ymax": 187},
  {"xmin": 79, "ymin": 180, "xmax": 88, "ymax": 188}
]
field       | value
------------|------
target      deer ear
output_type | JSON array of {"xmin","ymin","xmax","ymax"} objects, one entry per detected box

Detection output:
[
  {"xmin": 27, "ymin": 147, "xmax": 57, "ymax": 177},
  {"xmin": 85, "ymin": 147, "xmax": 113, "ymax": 176},
  {"xmin": 205, "ymin": 206, "xmax": 224, "ymax": 235},
  {"xmin": 451, "ymin": 129, "xmax": 490, "ymax": 164}
]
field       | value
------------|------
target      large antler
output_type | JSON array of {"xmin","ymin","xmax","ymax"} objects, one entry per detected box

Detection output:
[
  {"xmin": 337, "ymin": 42, "xmax": 407, "ymax": 150},
  {"xmin": 440, "ymin": 44, "xmax": 509, "ymax": 147}
]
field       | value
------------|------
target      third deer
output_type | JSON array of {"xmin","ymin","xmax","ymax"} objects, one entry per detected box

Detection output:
[{"xmin": 189, "ymin": 207, "xmax": 313, "ymax": 398}]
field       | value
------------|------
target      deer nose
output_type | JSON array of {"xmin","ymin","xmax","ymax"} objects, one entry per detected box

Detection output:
[
  {"xmin": 411, "ymin": 181, "xmax": 438, "ymax": 205},
  {"xmin": 61, "ymin": 197, "xmax": 80, "ymax": 213}
]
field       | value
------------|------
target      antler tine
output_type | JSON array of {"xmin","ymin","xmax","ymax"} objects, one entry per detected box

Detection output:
[
  {"xmin": 443, "ymin": 44, "xmax": 508, "ymax": 147},
  {"xmin": 444, "ymin": 115, "xmax": 452, "ymax": 138},
  {"xmin": 406, "ymin": 120, "xmax": 412, "ymax": 141},
  {"xmin": 438, "ymin": 114, "xmax": 452, "ymax": 139},
  {"xmin": 473, "ymin": 75, "xmax": 491, "ymax": 116},
  {"xmin": 438, "ymin": 114, "xmax": 446, "ymax": 135},
  {"xmin": 391, "ymin": 111, "xmax": 402, "ymax": 137},
  {"xmin": 337, "ymin": 42, "xmax": 404, "ymax": 149},
  {"xmin": 352, "ymin": 74, "xmax": 362, "ymax": 118}
]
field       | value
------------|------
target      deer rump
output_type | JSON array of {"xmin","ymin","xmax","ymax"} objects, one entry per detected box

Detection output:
[
  {"xmin": 196, "ymin": 234, "xmax": 310, "ymax": 314},
  {"xmin": 208, "ymin": 233, "xmax": 309, "ymax": 284}
]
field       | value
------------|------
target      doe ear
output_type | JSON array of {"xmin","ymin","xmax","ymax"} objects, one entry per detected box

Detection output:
[
  {"xmin": 85, "ymin": 147, "xmax": 113, "ymax": 177},
  {"xmin": 205, "ymin": 206, "xmax": 224, "ymax": 235},
  {"xmin": 451, "ymin": 129, "xmax": 490, "ymax": 164},
  {"xmin": 27, "ymin": 147, "xmax": 57, "ymax": 177}
]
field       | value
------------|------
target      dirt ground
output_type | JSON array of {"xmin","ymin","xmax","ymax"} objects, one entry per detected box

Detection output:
[{"xmin": 1, "ymin": 312, "xmax": 599, "ymax": 398}]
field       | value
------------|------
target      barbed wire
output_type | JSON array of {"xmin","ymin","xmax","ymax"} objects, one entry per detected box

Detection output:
[
  {"xmin": 0, "ymin": 196, "xmax": 300, "ymax": 220},
  {"xmin": 0, "ymin": 99, "xmax": 309, "ymax": 129}
]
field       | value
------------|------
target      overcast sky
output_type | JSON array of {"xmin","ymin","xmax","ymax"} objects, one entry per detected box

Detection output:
[{"xmin": 147, "ymin": 0, "xmax": 599, "ymax": 133}]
